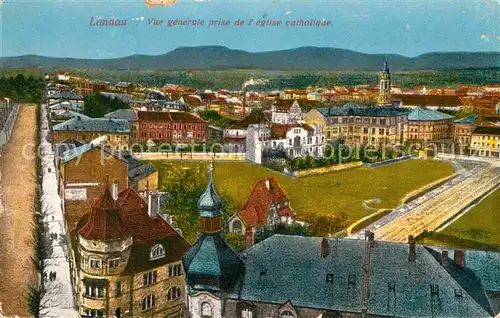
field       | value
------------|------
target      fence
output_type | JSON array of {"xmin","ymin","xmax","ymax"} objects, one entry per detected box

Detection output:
[
  {"xmin": 0, "ymin": 103, "xmax": 20, "ymax": 153},
  {"xmin": 363, "ymin": 154, "xmax": 415, "ymax": 168},
  {"xmin": 134, "ymin": 152, "xmax": 246, "ymax": 161}
]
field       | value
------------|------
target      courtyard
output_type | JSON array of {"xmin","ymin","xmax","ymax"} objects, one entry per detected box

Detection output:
[{"xmin": 151, "ymin": 159, "xmax": 455, "ymax": 224}]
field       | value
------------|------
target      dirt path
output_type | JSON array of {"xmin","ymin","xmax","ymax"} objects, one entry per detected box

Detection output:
[{"xmin": 0, "ymin": 104, "xmax": 37, "ymax": 317}]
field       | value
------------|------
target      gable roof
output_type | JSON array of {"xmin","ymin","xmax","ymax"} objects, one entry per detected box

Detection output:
[
  {"xmin": 228, "ymin": 111, "xmax": 269, "ymax": 130},
  {"xmin": 226, "ymin": 235, "xmax": 494, "ymax": 317},
  {"xmin": 238, "ymin": 177, "xmax": 294, "ymax": 227},
  {"xmin": 270, "ymin": 124, "xmax": 314, "ymax": 139},
  {"xmin": 59, "ymin": 143, "xmax": 128, "ymax": 164},
  {"xmin": 407, "ymin": 107, "xmax": 454, "ymax": 121},
  {"xmin": 317, "ymin": 103, "xmax": 410, "ymax": 118},
  {"xmin": 472, "ymin": 126, "xmax": 500, "ymax": 136},
  {"xmin": 137, "ymin": 111, "xmax": 206, "ymax": 123},
  {"xmin": 53, "ymin": 116, "xmax": 130, "ymax": 133},
  {"xmin": 392, "ymin": 94, "xmax": 464, "ymax": 107},
  {"xmin": 104, "ymin": 109, "xmax": 138, "ymax": 121}
]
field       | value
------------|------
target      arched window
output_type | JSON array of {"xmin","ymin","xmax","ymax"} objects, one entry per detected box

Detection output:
[
  {"xmin": 167, "ymin": 286, "xmax": 181, "ymax": 301},
  {"xmin": 232, "ymin": 220, "xmax": 243, "ymax": 234},
  {"xmin": 201, "ymin": 302, "xmax": 212, "ymax": 317},
  {"xmin": 280, "ymin": 310, "xmax": 295, "ymax": 318},
  {"xmin": 150, "ymin": 244, "xmax": 165, "ymax": 260}
]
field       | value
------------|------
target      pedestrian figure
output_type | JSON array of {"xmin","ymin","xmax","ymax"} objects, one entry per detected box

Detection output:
[
  {"xmin": 52, "ymin": 215, "xmax": 54, "ymax": 221},
  {"xmin": 53, "ymin": 271, "xmax": 57, "ymax": 280},
  {"xmin": 48, "ymin": 272, "xmax": 53, "ymax": 281}
]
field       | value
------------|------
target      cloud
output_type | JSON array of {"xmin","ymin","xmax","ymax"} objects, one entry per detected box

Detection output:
[{"xmin": 480, "ymin": 34, "xmax": 488, "ymax": 39}]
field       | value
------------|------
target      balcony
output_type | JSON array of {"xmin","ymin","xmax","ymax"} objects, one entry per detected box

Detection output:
[{"xmin": 81, "ymin": 295, "xmax": 106, "ymax": 310}]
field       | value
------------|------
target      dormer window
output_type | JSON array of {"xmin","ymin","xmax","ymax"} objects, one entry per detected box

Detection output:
[
  {"xmin": 201, "ymin": 302, "xmax": 212, "ymax": 317},
  {"xmin": 150, "ymin": 244, "xmax": 165, "ymax": 260}
]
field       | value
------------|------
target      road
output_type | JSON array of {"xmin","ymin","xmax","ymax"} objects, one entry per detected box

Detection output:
[
  {"xmin": 350, "ymin": 160, "xmax": 500, "ymax": 243},
  {"xmin": 39, "ymin": 104, "xmax": 78, "ymax": 317}
]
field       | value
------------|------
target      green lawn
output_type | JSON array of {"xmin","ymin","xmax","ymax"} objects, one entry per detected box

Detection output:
[
  {"xmin": 151, "ymin": 159, "xmax": 454, "ymax": 225},
  {"xmin": 439, "ymin": 189, "xmax": 500, "ymax": 246}
]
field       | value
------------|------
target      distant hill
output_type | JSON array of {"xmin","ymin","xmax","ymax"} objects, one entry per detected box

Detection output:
[{"xmin": 1, "ymin": 46, "xmax": 499, "ymax": 71}]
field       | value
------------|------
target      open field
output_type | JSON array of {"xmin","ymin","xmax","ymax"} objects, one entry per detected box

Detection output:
[
  {"xmin": 0, "ymin": 105, "xmax": 37, "ymax": 316},
  {"xmin": 151, "ymin": 159, "xmax": 454, "ymax": 224},
  {"xmin": 418, "ymin": 189, "xmax": 500, "ymax": 249}
]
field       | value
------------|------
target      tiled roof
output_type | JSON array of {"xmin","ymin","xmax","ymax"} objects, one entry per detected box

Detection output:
[
  {"xmin": 454, "ymin": 114, "xmax": 479, "ymax": 124},
  {"xmin": 478, "ymin": 115, "xmax": 500, "ymax": 127},
  {"xmin": 78, "ymin": 188, "xmax": 131, "ymax": 241},
  {"xmin": 115, "ymin": 81, "xmax": 132, "ymax": 88},
  {"xmin": 104, "ymin": 109, "xmax": 138, "ymax": 121},
  {"xmin": 392, "ymin": 94, "xmax": 464, "ymax": 107},
  {"xmin": 49, "ymin": 91, "xmax": 84, "ymax": 100},
  {"xmin": 77, "ymin": 187, "xmax": 190, "ymax": 273},
  {"xmin": 53, "ymin": 116, "xmax": 130, "ymax": 133},
  {"xmin": 238, "ymin": 177, "xmax": 294, "ymax": 227},
  {"xmin": 228, "ymin": 111, "xmax": 268, "ymax": 130},
  {"xmin": 100, "ymin": 92, "xmax": 134, "ymax": 104},
  {"xmin": 317, "ymin": 103, "xmax": 410, "ymax": 118},
  {"xmin": 54, "ymin": 110, "xmax": 89, "ymax": 120},
  {"xmin": 225, "ymin": 235, "xmax": 493, "ymax": 317},
  {"xmin": 128, "ymin": 163, "xmax": 156, "ymax": 182},
  {"xmin": 407, "ymin": 107, "xmax": 454, "ymax": 121},
  {"xmin": 137, "ymin": 111, "xmax": 206, "ymax": 123},
  {"xmin": 472, "ymin": 126, "xmax": 500, "ymax": 136},
  {"xmin": 59, "ymin": 143, "xmax": 128, "ymax": 164},
  {"xmin": 270, "ymin": 124, "xmax": 314, "ymax": 139}
]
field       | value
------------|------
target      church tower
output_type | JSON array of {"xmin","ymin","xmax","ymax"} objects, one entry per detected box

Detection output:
[
  {"xmin": 182, "ymin": 163, "xmax": 245, "ymax": 318},
  {"xmin": 377, "ymin": 60, "xmax": 392, "ymax": 105}
]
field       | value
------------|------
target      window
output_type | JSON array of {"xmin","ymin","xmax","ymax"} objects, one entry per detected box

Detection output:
[
  {"xmin": 109, "ymin": 258, "xmax": 120, "ymax": 269},
  {"xmin": 89, "ymin": 258, "xmax": 101, "ymax": 269},
  {"xmin": 201, "ymin": 302, "xmax": 212, "ymax": 317},
  {"xmin": 168, "ymin": 264, "xmax": 183, "ymax": 277},
  {"xmin": 167, "ymin": 286, "xmax": 181, "ymax": 301},
  {"xmin": 143, "ymin": 270, "xmax": 157, "ymax": 286},
  {"xmin": 280, "ymin": 310, "xmax": 295, "ymax": 318},
  {"xmin": 84, "ymin": 309, "xmax": 104, "ymax": 317},
  {"xmin": 150, "ymin": 244, "xmax": 165, "ymax": 260},
  {"xmin": 241, "ymin": 308, "xmax": 253, "ymax": 318},
  {"xmin": 115, "ymin": 281, "xmax": 122, "ymax": 296},
  {"xmin": 142, "ymin": 294, "xmax": 156, "ymax": 311},
  {"xmin": 84, "ymin": 284, "xmax": 104, "ymax": 298}
]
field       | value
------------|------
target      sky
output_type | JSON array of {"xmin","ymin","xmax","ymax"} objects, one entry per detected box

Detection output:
[{"xmin": 0, "ymin": 0, "xmax": 499, "ymax": 58}]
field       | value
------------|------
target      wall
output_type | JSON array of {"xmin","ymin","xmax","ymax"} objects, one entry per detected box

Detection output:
[
  {"xmin": 0, "ymin": 103, "xmax": 20, "ymax": 153},
  {"xmin": 292, "ymin": 161, "xmax": 363, "ymax": 177},
  {"xmin": 134, "ymin": 152, "xmax": 246, "ymax": 161}
]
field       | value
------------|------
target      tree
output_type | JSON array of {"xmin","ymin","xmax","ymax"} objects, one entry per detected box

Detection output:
[
  {"xmin": 255, "ymin": 223, "xmax": 312, "ymax": 244},
  {"xmin": 303, "ymin": 213, "xmax": 349, "ymax": 237},
  {"xmin": 82, "ymin": 94, "xmax": 129, "ymax": 118},
  {"xmin": 225, "ymin": 233, "xmax": 246, "ymax": 252}
]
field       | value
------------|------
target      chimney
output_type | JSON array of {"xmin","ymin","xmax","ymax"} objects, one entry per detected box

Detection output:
[
  {"xmin": 112, "ymin": 181, "xmax": 118, "ymax": 200},
  {"xmin": 147, "ymin": 191, "xmax": 159, "ymax": 219},
  {"xmin": 241, "ymin": 86, "xmax": 247, "ymax": 120},
  {"xmin": 321, "ymin": 238, "xmax": 330, "ymax": 258},
  {"xmin": 441, "ymin": 250, "xmax": 448, "ymax": 267},
  {"xmin": 454, "ymin": 250, "xmax": 465, "ymax": 267},
  {"xmin": 365, "ymin": 230, "xmax": 375, "ymax": 247},
  {"xmin": 408, "ymin": 235, "xmax": 416, "ymax": 262},
  {"xmin": 245, "ymin": 227, "xmax": 255, "ymax": 249}
]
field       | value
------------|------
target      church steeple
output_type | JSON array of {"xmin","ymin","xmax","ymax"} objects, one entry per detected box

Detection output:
[
  {"xmin": 197, "ymin": 162, "xmax": 223, "ymax": 234},
  {"xmin": 377, "ymin": 58, "xmax": 392, "ymax": 105}
]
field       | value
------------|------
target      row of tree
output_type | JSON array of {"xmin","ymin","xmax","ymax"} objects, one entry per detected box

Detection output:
[{"xmin": 0, "ymin": 74, "xmax": 45, "ymax": 103}]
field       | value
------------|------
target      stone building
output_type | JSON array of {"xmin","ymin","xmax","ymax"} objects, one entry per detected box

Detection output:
[
  {"xmin": 183, "ymin": 219, "xmax": 500, "ymax": 318},
  {"xmin": 246, "ymin": 123, "xmax": 325, "ymax": 164},
  {"xmin": 452, "ymin": 114, "xmax": 478, "ymax": 147},
  {"xmin": 226, "ymin": 177, "xmax": 296, "ymax": 248},
  {"xmin": 135, "ymin": 111, "xmax": 207, "ymax": 143},
  {"xmin": 406, "ymin": 107, "xmax": 454, "ymax": 142},
  {"xmin": 305, "ymin": 103, "xmax": 409, "ymax": 146},
  {"xmin": 71, "ymin": 186, "xmax": 190, "ymax": 317},
  {"xmin": 270, "ymin": 100, "xmax": 304, "ymax": 124},
  {"xmin": 53, "ymin": 116, "xmax": 131, "ymax": 151}
]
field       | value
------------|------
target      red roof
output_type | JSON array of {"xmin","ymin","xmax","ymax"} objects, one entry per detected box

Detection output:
[
  {"xmin": 137, "ymin": 111, "xmax": 206, "ymax": 123},
  {"xmin": 270, "ymin": 124, "xmax": 314, "ymax": 139},
  {"xmin": 238, "ymin": 177, "xmax": 295, "ymax": 227},
  {"xmin": 78, "ymin": 188, "xmax": 131, "ymax": 241}
]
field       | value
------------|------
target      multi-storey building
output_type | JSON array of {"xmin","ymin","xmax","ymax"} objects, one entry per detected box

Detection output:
[
  {"xmin": 184, "ymin": 176, "xmax": 500, "ymax": 318},
  {"xmin": 406, "ymin": 107, "xmax": 454, "ymax": 142},
  {"xmin": 222, "ymin": 110, "xmax": 269, "ymax": 152},
  {"xmin": 246, "ymin": 123, "xmax": 325, "ymax": 164},
  {"xmin": 305, "ymin": 103, "xmax": 409, "ymax": 146},
  {"xmin": 71, "ymin": 186, "xmax": 190, "ymax": 318},
  {"xmin": 135, "ymin": 111, "xmax": 207, "ymax": 143},
  {"xmin": 53, "ymin": 116, "xmax": 130, "ymax": 151},
  {"xmin": 470, "ymin": 126, "xmax": 500, "ymax": 158},
  {"xmin": 453, "ymin": 114, "xmax": 478, "ymax": 147},
  {"xmin": 226, "ymin": 177, "xmax": 296, "ymax": 247},
  {"xmin": 270, "ymin": 100, "xmax": 304, "ymax": 124}
]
